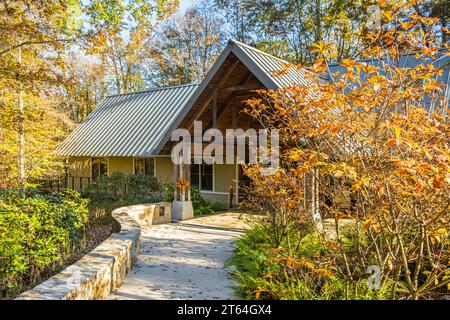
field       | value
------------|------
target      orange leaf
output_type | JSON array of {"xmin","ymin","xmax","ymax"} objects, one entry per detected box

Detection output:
[
  {"xmin": 308, "ymin": 154, "xmax": 318, "ymax": 164},
  {"xmin": 433, "ymin": 174, "xmax": 445, "ymax": 189},
  {"xmin": 386, "ymin": 138, "xmax": 397, "ymax": 147}
]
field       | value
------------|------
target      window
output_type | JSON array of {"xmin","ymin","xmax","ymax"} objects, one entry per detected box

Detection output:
[
  {"xmin": 190, "ymin": 161, "xmax": 213, "ymax": 191},
  {"xmin": 92, "ymin": 158, "xmax": 108, "ymax": 179},
  {"xmin": 134, "ymin": 158, "xmax": 154, "ymax": 176}
]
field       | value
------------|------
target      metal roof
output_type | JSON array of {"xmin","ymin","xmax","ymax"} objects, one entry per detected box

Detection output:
[
  {"xmin": 327, "ymin": 50, "xmax": 450, "ymax": 111},
  {"xmin": 58, "ymin": 40, "xmax": 318, "ymax": 157},
  {"xmin": 231, "ymin": 40, "xmax": 323, "ymax": 89},
  {"xmin": 55, "ymin": 84, "xmax": 198, "ymax": 157}
]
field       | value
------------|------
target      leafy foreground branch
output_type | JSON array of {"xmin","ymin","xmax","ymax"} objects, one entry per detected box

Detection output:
[{"xmin": 231, "ymin": 1, "xmax": 450, "ymax": 300}]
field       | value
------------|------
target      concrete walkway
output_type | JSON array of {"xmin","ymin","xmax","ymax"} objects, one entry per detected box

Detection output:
[{"xmin": 109, "ymin": 212, "xmax": 252, "ymax": 300}]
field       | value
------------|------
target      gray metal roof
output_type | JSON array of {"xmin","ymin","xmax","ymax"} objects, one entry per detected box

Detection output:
[
  {"xmin": 327, "ymin": 50, "xmax": 450, "ymax": 111},
  {"xmin": 55, "ymin": 84, "xmax": 198, "ymax": 157},
  {"xmin": 58, "ymin": 40, "xmax": 318, "ymax": 157},
  {"xmin": 231, "ymin": 40, "xmax": 323, "ymax": 89}
]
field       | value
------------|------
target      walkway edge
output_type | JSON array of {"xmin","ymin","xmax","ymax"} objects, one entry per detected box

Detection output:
[{"xmin": 16, "ymin": 206, "xmax": 143, "ymax": 300}]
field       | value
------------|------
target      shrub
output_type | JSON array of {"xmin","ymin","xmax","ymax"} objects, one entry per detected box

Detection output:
[
  {"xmin": 0, "ymin": 189, "xmax": 89, "ymax": 297},
  {"xmin": 231, "ymin": 224, "xmax": 391, "ymax": 300},
  {"xmin": 191, "ymin": 187, "xmax": 226, "ymax": 215},
  {"xmin": 86, "ymin": 172, "xmax": 162, "ymax": 201}
]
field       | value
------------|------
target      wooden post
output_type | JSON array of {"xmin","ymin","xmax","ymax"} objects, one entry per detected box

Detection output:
[
  {"xmin": 232, "ymin": 102, "xmax": 237, "ymax": 129},
  {"xmin": 186, "ymin": 163, "xmax": 191, "ymax": 201},
  {"xmin": 174, "ymin": 163, "xmax": 179, "ymax": 201}
]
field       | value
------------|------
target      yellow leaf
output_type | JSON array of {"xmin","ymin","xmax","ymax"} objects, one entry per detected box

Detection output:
[
  {"xmin": 351, "ymin": 181, "xmax": 362, "ymax": 192},
  {"xmin": 309, "ymin": 154, "xmax": 318, "ymax": 164},
  {"xmin": 435, "ymin": 228, "xmax": 447, "ymax": 235},
  {"xmin": 316, "ymin": 268, "xmax": 333, "ymax": 279}
]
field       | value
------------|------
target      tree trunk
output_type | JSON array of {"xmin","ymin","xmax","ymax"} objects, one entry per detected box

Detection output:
[{"xmin": 18, "ymin": 47, "xmax": 25, "ymax": 189}]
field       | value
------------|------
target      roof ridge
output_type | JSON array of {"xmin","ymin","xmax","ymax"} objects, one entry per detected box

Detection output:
[
  {"xmin": 229, "ymin": 39, "xmax": 293, "ymax": 65},
  {"xmin": 106, "ymin": 83, "xmax": 199, "ymax": 98}
]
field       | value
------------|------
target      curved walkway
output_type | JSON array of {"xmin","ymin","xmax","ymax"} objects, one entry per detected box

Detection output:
[{"xmin": 109, "ymin": 212, "xmax": 251, "ymax": 300}]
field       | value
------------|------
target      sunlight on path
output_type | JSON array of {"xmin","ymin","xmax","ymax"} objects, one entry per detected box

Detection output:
[{"xmin": 108, "ymin": 212, "xmax": 252, "ymax": 300}]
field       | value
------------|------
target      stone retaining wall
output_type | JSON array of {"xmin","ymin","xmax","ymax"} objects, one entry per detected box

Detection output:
[
  {"xmin": 16, "ymin": 203, "xmax": 170, "ymax": 300},
  {"xmin": 123, "ymin": 202, "xmax": 172, "ymax": 226}
]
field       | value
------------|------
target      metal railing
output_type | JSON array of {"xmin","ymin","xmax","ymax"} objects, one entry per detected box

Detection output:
[{"xmin": 34, "ymin": 176, "xmax": 92, "ymax": 193}]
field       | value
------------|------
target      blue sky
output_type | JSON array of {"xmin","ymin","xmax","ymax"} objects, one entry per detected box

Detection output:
[{"xmin": 179, "ymin": 0, "xmax": 197, "ymax": 12}]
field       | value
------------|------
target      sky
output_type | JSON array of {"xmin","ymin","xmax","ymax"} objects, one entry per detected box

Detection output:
[{"xmin": 179, "ymin": 0, "xmax": 197, "ymax": 12}]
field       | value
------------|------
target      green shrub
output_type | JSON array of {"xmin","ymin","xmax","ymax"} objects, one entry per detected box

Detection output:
[
  {"xmin": 161, "ymin": 181, "xmax": 174, "ymax": 202},
  {"xmin": 127, "ymin": 173, "xmax": 160, "ymax": 196},
  {"xmin": 86, "ymin": 172, "xmax": 161, "ymax": 201},
  {"xmin": 85, "ymin": 173, "xmax": 171, "ymax": 216},
  {"xmin": 191, "ymin": 187, "xmax": 226, "ymax": 215},
  {"xmin": 0, "ymin": 189, "xmax": 89, "ymax": 297},
  {"xmin": 230, "ymin": 223, "xmax": 392, "ymax": 300}
]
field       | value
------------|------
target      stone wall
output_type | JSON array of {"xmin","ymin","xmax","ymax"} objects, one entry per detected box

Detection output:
[
  {"xmin": 16, "ymin": 203, "xmax": 170, "ymax": 300},
  {"xmin": 123, "ymin": 202, "xmax": 172, "ymax": 226}
]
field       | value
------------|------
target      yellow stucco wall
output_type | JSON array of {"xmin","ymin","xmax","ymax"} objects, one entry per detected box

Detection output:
[
  {"xmin": 155, "ymin": 157, "xmax": 173, "ymax": 183},
  {"xmin": 109, "ymin": 157, "xmax": 134, "ymax": 175},
  {"xmin": 214, "ymin": 163, "xmax": 236, "ymax": 193}
]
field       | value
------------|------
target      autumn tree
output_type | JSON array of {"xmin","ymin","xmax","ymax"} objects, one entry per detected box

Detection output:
[
  {"xmin": 146, "ymin": 0, "xmax": 227, "ymax": 86},
  {"xmin": 243, "ymin": 0, "xmax": 450, "ymax": 299},
  {"xmin": 0, "ymin": 0, "xmax": 85, "ymax": 187},
  {"xmin": 0, "ymin": 0, "xmax": 181, "ymax": 187},
  {"xmin": 215, "ymin": 0, "xmax": 379, "ymax": 64},
  {"xmin": 60, "ymin": 53, "xmax": 109, "ymax": 124},
  {"xmin": 86, "ymin": 0, "xmax": 179, "ymax": 94}
]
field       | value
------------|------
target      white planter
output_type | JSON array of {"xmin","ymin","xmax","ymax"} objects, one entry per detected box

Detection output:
[{"xmin": 172, "ymin": 200, "xmax": 194, "ymax": 221}]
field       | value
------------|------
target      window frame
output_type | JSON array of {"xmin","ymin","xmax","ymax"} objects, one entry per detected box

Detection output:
[
  {"xmin": 190, "ymin": 161, "xmax": 213, "ymax": 192},
  {"xmin": 91, "ymin": 157, "xmax": 108, "ymax": 179},
  {"xmin": 134, "ymin": 157, "xmax": 155, "ymax": 176}
]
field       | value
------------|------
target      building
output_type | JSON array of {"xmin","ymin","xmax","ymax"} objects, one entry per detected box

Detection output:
[
  {"xmin": 56, "ymin": 40, "xmax": 449, "ymax": 220},
  {"xmin": 56, "ymin": 40, "xmax": 318, "ymax": 209}
]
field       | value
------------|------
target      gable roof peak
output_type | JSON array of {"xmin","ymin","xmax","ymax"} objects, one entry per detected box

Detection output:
[{"xmin": 228, "ymin": 39, "xmax": 291, "ymax": 65}]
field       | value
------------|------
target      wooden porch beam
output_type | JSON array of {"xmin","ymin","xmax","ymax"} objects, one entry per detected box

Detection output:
[
  {"xmin": 205, "ymin": 71, "xmax": 257, "ymax": 130},
  {"xmin": 221, "ymin": 82, "xmax": 263, "ymax": 92}
]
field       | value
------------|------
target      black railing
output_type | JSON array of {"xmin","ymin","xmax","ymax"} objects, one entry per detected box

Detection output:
[{"xmin": 34, "ymin": 176, "xmax": 91, "ymax": 193}]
